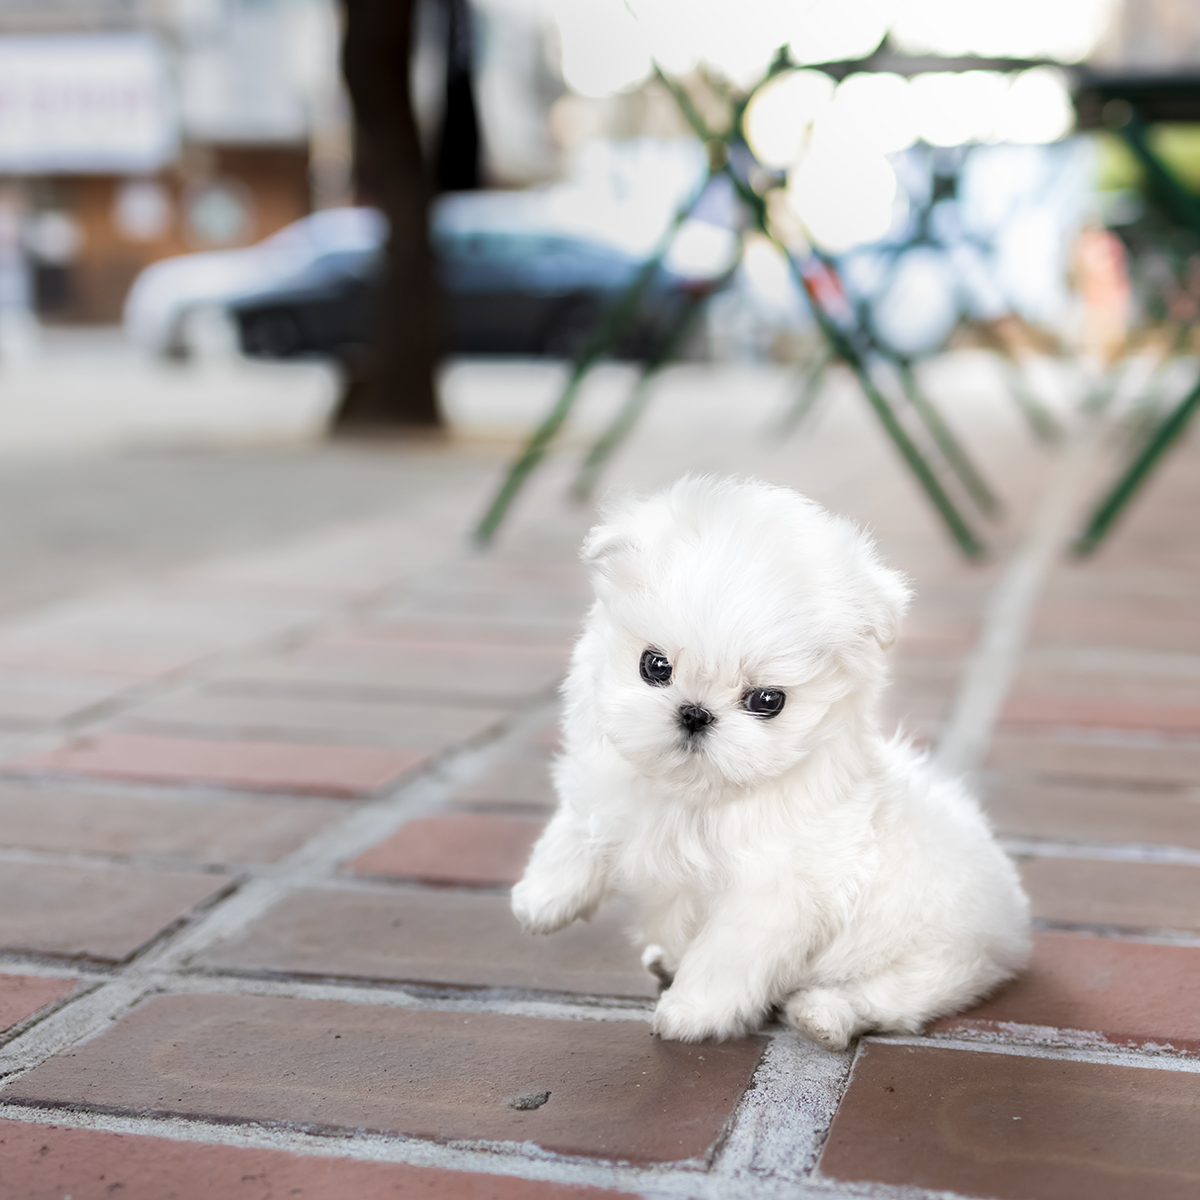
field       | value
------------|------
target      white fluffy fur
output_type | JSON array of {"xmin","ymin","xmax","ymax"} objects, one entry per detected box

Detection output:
[{"xmin": 512, "ymin": 476, "xmax": 1030, "ymax": 1048}]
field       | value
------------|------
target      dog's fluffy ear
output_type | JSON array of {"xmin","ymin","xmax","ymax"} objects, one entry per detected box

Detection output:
[
  {"xmin": 580, "ymin": 521, "xmax": 635, "ymax": 568},
  {"xmin": 863, "ymin": 560, "xmax": 912, "ymax": 650},
  {"xmin": 580, "ymin": 505, "xmax": 646, "ymax": 598}
]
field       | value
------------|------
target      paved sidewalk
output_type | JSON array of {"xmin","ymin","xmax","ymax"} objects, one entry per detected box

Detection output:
[{"xmin": 0, "ymin": 357, "xmax": 1196, "ymax": 1198}]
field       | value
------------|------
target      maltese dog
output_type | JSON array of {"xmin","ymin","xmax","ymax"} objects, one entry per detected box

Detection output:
[{"xmin": 512, "ymin": 475, "xmax": 1029, "ymax": 1048}]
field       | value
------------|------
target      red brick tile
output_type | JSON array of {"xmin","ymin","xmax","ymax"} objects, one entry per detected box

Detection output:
[
  {"xmin": 338, "ymin": 622, "xmax": 574, "ymax": 655},
  {"xmin": 450, "ymin": 759, "xmax": 557, "ymax": 808},
  {"xmin": 819, "ymin": 1041, "xmax": 1200, "ymax": 1199},
  {"xmin": 878, "ymin": 680, "xmax": 952, "ymax": 727},
  {"xmin": 530, "ymin": 721, "xmax": 562, "ymax": 753},
  {"xmin": 8, "ymin": 734, "xmax": 429, "ymax": 798},
  {"xmin": 1011, "ymin": 665, "xmax": 1200, "ymax": 710},
  {"xmin": 0, "ymin": 862, "xmax": 228, "ymax": 962},
  {"xmin": 987, "ymin": 734, "xmax": 1200, "ymax": 786},
  {"xmin": 933, "ymin": 932, "xmax": 1200, "ymax": 1052},
  {"xmin": 197, "ymin": 887, "xmax": 657, "ymax": 998},
  {"xmin": 1001, "ymin": 694, "xmax": 1200, "ymax": 735},
  {"xmin": 893, "ymin": 630, "xmax": 975, "ymax": 658},
  {"xmin": 1021, "ymin": 857, "xmax": 1200, "ymax": 933},
  {"xmin": 415, "ymin": 561, "xmax": 590, "ymax": 599},
  {"xmin": 5, "ymin": 994, "xmax": 764, "ymax": 1164},
  {"xmin": 121, "ymin": 691, "xmax": 507, "ymax": 752},
  {"xmin": 0, "ymin": 1119, "xmax": 632, "ymax": 1200},
  {"xmin": 984, "ymin": 778, "xmax": 1200, "ymax": 850},
  {"xmin": 1030, "ymin": 602, "xmax": 1200, "ymax": 652},
  {"xmin": 349, "ymin": 814, "xmax": 543, "ymax": 886},
  {"xmin": 1040, "ymin": 568, "xmax": 1200, "ymax": 602},
  {"xmin": 0, "ymin": 648, "xmax": 196, "ymax": 680},
  {"xmin": 0, "ymin": 782, "xmax": 342, "ymax": 863},
  {"xmin": 0, "ymin": 670, "xmax": 139, "ymax": 724},
  {"xmin": 0, "ymin": 595, "xmax": 314, "ymax": 660},
  {"xmin": 222, "ymin": 641, "xmax": 565, "ymax": 702},
  {"xmin": 0, "ymin": 975, "xmax": 75, "ymax": 1033},
  {"xmin": 389, "ymin": 590, "xmax": 586, "ymax": 628}
]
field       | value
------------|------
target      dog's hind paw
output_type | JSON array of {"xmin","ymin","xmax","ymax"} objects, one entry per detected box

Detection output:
[
  {"xmin": 783, "ymin": 988, "xmax": 863, "ymax": 1052},
  {"xmin": 640, "ymin": 944, "xmax": 675, "ymax": 990}
]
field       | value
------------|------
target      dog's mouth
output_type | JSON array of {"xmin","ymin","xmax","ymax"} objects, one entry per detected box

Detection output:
[{"xmin": 679, "ymin": 730, "xmax": 718, "ymax": 760}]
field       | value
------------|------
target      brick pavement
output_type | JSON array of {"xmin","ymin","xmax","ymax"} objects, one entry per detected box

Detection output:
[{"xmin": 0, "ymin": 361, "xmax": 1196, "ymax": 1197}]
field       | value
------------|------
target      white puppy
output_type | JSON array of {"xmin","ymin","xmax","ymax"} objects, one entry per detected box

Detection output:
[{"xmin": 512, "ymin": 476, "xmax": 1029, "ymax": 1048}]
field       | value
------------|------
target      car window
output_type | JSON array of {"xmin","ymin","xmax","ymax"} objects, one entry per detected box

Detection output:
[
  {"xmin": 436, "ymin": 232, "xmax": 578, "ymax": 261},
  {"xmin": 309, "ymin": 249, "xmax": 381, "ymax": 276}
]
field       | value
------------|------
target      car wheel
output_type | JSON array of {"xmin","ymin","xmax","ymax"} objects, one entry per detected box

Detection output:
[{"xmin": 244, "ymin": 312, "xmax": 303, "ymax": 358}]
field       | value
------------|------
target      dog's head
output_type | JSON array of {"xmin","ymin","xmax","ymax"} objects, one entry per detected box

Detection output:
[{"xmin": 576, "ymin": 475, "xmax": 911, "ymax": 794}]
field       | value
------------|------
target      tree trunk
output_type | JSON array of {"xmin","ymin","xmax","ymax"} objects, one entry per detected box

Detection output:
[
  {"xmin": 334, "ymin": 0, "xmax": 441, "ymax": 430},
  {"xmin": 435, "ymin": 0, "xmax": 480, "ymax": 192}
]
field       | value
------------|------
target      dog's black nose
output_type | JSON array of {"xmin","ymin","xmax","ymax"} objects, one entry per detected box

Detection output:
[{"xmin": 678, "ymin": 704, "xmax": 715, "ymax": 735}]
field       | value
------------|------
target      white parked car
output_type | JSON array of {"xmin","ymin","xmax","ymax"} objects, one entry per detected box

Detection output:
[{"xmin": 122, "ymin": 206, "xmax": 387, "ymax": 357}]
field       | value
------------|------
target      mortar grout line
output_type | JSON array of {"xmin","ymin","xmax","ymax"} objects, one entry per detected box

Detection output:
[
  {"xmin": 999, "ymin": 836, "xmax": 1200, "ymax": 866},
  {"xmin": 0, "ymin": 958, "xmax": 111, "ymax": 980},
  {"xmin": 8, "ymin": 825, "xmax": 1200, "ymax": 885},
  {"xmin": 869, "ymin": 1033, "xmax": 1200, "ymax": 1073},
  {"xmin": 0, "ymin": 954, "xmax": 653, "ymax": 1020},
  {"xmin": 0, "ymin": 1100, "xmax": 883, "ymax": 1200},
  {"xmin": 154, "ymin": 971, "xmax": 656, "ymax": 1020},
  {"xmin": 934, "ymin": 424, "xmax": 1101, "ymax": 778}
]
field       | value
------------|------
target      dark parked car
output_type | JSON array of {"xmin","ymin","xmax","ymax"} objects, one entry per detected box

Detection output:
[{"xmin": 230, "ymin": 222, "xmax": 704, "ymax": 363}]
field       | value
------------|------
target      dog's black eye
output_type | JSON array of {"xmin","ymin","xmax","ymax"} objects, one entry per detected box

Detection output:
[
  {"xmin": 743, "ymin": 688, "xmax": 785, "ymax": 718},
  {"xmin": 640, "ymin": 648, "xmax": 672, "ymax": 686}
]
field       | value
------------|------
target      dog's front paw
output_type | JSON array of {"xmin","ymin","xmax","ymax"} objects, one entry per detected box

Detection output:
[
  {"xmin": 783, "ymin": 988, "xmax": 862, "ymax": 1052},
  {"xmin": 511, "ymin": 875, "xmax": 589, "ymax": 935},
  {"xmin": 652, "ymin": 988, "xmax": 752, "ymax": 1043}
]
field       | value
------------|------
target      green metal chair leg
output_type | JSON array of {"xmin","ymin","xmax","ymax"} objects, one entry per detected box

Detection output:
[
  {"xmin": 837, "ymin": 348, "xmax": 987, "ymax": 558},
  {"xmin": 1001, "ymin": 358, "xmax": 1064, "ymax": 445},
  {"xmin": 473, "ymin": 61, "xmax": 987, "ymax": 557},
  {"xmin": 896, "ymin": 359, "xmax": 1001, "ymax": 517},
  {"xmin": 1073, "ymin": 374, "xmax": 1200, "ymax": 556},
  {"xmin": 778, "ymin": 349, "xmax": 832, "ymax": 436},
  {"xmin": 665, "ymin": 70, "xmax": 985, "ymax": 556},
  {"xmin": 471, "ymin": 184, "xmax": 707, "ymax": 545},
  {"xmin": 570, "ymin": 286, "xmax": 713, "ymax": 502}
]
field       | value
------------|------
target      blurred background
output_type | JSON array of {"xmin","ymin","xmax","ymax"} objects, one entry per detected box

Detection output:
[{"xmin": 0, "ymin": 0, "xmax": 1199, "ymax": 585}]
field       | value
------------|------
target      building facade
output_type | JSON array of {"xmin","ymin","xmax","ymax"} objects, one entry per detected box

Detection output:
[{"xmin": 0, "ymin": 0, "xmax": 345, "ymax": 323}]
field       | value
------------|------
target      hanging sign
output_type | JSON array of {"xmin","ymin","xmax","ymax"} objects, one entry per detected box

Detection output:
[{"xmin": 0, "ymin": 33, "xmax": 177, "ymax": 173}]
